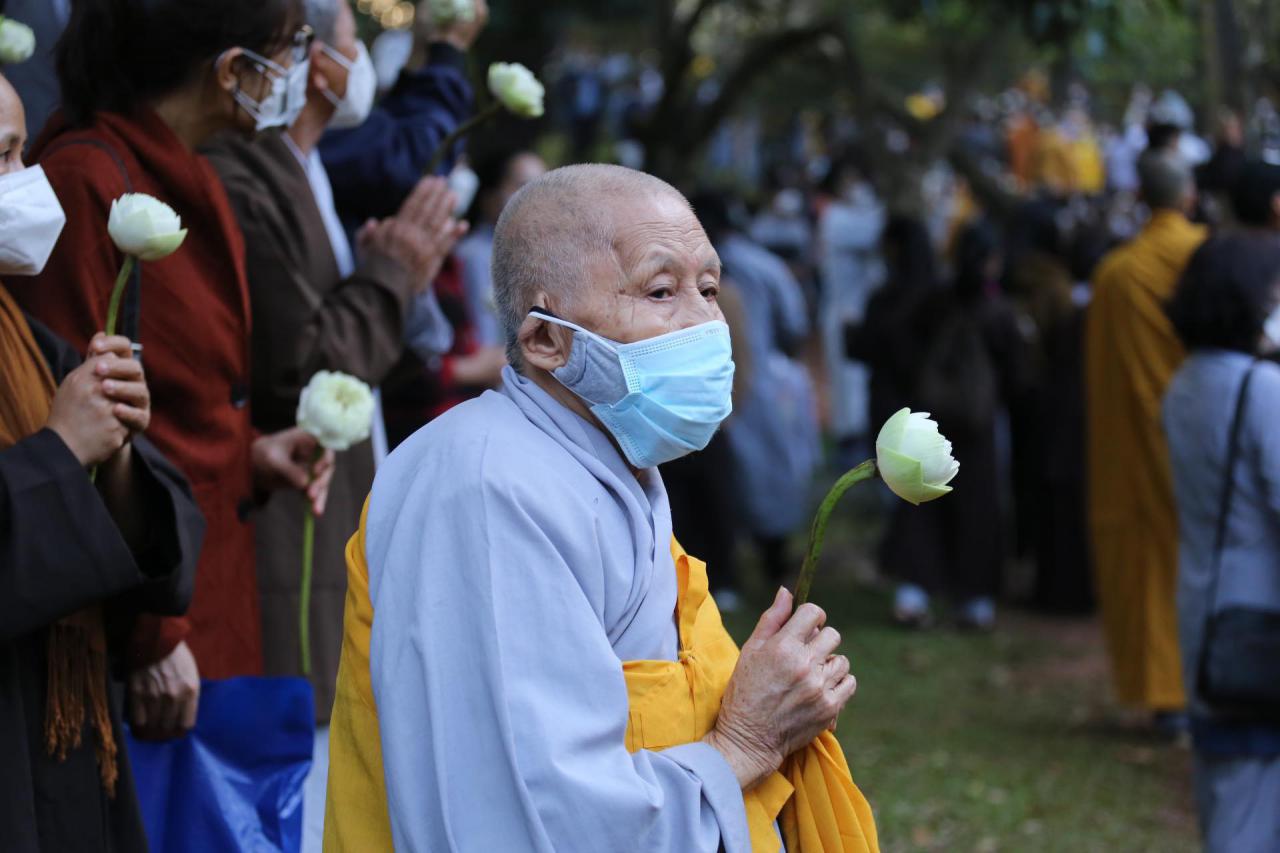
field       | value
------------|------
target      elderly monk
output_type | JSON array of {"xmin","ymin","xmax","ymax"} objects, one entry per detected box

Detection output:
[
  {"xmin": 1086, "ymin": 150, "xmax": 1206, "ymax": 720},
  {"xmin": 325, "ymin": 165, "xmax": 879, "ymax": 852}
]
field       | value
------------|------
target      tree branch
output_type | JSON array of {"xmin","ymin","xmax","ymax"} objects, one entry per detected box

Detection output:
[{"xmin": 682, "ymin": 19, "xmax": 844, "ymax": 154}]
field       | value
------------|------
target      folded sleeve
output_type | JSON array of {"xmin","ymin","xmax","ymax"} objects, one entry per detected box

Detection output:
[
  {"xmin": 0, "ymin": 428, "xmax": 202, "ymax": 641},
  {"xmin": 368, "ymin": 441, "xmax": 749, "ymax": 852}
]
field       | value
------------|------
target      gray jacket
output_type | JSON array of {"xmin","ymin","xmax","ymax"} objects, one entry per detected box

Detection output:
[{"xmin": 1164, "ymin": 351, "xmax": 1280, "ymax": 712}]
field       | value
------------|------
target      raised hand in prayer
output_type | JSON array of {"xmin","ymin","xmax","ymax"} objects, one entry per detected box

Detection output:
[
  {"xmin": 251, "ymin": 427, "xmax": 336, "ymax": 516},
  {"xmin": 129, "ymin": 640, "xmax": 200, "ymax": 740},
  {"xmin": 357, "ymin": 175, "xmax": 468, "ymax": 295},
  {"xmin": 46, "ymin": 333, "xmax": 149, "ymax": 467},
  {"xmin": 703, "ymin": 586, "xmax": 857, "ymax": 790}
]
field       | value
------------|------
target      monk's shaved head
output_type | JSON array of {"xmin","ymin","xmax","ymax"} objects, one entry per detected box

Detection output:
[{"xmin": 492, "ymin": 163, "xmax": 692, "ymax": 365}]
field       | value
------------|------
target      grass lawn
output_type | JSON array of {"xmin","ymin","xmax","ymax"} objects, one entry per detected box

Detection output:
[{"xmin": 717, "ymin": 508, "xmax": 1198, "ymax": 853}]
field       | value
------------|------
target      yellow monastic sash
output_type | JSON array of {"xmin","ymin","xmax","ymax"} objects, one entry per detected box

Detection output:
[{"xmin": 325, "ymin": 500, "xmax": 880, "ymax": 852}]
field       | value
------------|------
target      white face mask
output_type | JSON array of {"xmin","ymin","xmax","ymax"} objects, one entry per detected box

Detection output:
[
  {"xmin": 321, "ymin": 41, "xmax": 377, "ymax": 130},
  {"xmin": 0, "ymin": 166, "xmax": 67, "ymax": 276},
  {"xmin": 227, "ymin": 49, "xmax": 311, "ymax": 131}
]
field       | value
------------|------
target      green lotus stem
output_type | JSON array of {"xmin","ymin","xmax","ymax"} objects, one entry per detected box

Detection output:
[
  {"xmin": 300, "ymin": 506, "xmax": 315, "ymax": 676},
  {"xmin": 299, "ymin": 446, "xmax": 325, "ymax": 676},
  {"xmin": 793, "ymin": 460, "xmax": 879, "ymax": 608},
  {"xmin": 425, "ymin": 103, "xmax": 502, "ymax": 176},
  {"xmin": 104, "ymin": 254, "xmax": 135, "ymax": 338},
  {"xmin": 89, "ymin": 255, "xmax": 137, "ymax": 485}
]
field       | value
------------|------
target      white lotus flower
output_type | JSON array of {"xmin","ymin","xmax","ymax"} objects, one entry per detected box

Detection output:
[
  {"xmin": 875, "ymin": 408, "xmax": 959, "ymax": 505},
  {"xmin": 488, "ymin": 62, "xmax": 545, "ymax": 119},
  {"xmin": 431, "ymin": 0, "xmax": 475, "ymax": 27},
  {"xmin": 0, "ymin": 17, "xmax": 35, "ymax": 65},
  {"xmin": 108, "ymin": 193, "xmax": 187, "ymax": 262},
  {"xmin": 297, "ymin": 371, "xmax": 375, "ymax": 451}
]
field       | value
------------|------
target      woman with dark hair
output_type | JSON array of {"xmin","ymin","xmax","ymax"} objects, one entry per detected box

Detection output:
[
  {"xmin": 1164, "ymin": 232, "xmax": 1280, "ymax": 850},
  {"xmin": 14, "ymin": 0, "xmax": 334, "ymax": 741}
]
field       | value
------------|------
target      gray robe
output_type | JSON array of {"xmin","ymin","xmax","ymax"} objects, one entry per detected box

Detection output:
[{"xmin": 365, "ymin": 366, "xmax": 751, "ymax": 851}]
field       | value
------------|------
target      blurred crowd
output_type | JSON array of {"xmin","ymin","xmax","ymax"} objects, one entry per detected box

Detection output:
[{"xmin": 2, "ymin": 0, "xmax": 1280, "ymax": 850}]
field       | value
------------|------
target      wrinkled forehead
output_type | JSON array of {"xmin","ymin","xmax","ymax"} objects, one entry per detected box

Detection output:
[{"xmin": 607, "ymin": 191, "xmax": 717, "ymax": 277}]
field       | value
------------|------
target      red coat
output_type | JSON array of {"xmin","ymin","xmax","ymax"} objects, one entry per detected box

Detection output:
[{"xmin": 15, "ymin": 110, "xmax": 262, "ymax": 679}]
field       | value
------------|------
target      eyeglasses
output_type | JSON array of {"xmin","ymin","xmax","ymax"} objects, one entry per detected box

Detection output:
[{"xmin": 238, "ymin": 25, "xmax": 315, "ymax": 79}]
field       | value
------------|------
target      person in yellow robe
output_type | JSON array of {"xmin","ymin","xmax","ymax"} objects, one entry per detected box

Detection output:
[
  {"xmin": 1086, "ymin": 150, "xmax": 1207, "ymax": 722},
  {"xmin": 324, "ymin": 165, "xmax": 879, "ymax": 852}
]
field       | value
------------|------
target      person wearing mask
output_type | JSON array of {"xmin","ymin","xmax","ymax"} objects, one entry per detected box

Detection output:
[
  {"xmin": 0, "ymin": 70, "xmax": 203, "ymax": 853},
  {"xmin": 15, "ymin": 0, "xmax": 334, "ymax": 738},
  {"xmin": 325, "ymin": 164, "xmax": 877, "ymax": 853},
  {"xmin": 202, "ymin": 0, "xmax": 467, "ymax": 844},
  {"xmin": 1164, "ymin": 233, "xmax": 1280, "ymax": 850},
  {"xmin": 1085, "ymin": 149, "xmax": 1206, "ymax": 731},
  {"xmin": 456, "ymin": 147, "xmax": 547, "ymax": 348},
  {"xmin": 205, "ymin": 0, "xmax": 462, "ymax": 712},
  {"xmin": 318, "ymin": 0, "xmax": 488, "ymax": 229}
]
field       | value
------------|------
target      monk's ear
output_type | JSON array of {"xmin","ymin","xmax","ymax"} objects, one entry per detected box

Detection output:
[{"xmin": 518, "ymin": 297, "xmax": 573, "ymax": 373}]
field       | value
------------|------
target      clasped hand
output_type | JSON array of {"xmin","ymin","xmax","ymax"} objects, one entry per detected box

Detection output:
[{"xmin": 705, "ymin": 587, "xmax": 857, "ymax": 790}]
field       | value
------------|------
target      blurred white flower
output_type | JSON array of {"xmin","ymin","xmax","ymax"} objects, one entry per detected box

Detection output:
[
  {"xmin": 108, "ymin": 193, "xmax": 187, "ymax": 262},
  {"xmin": 431, "ymin": 0, "xmax": 475, "ymax": 27},
  {"xmin": 875, "ymin": 408, "xmax": 959, "ymax": 505},
  {"xmin": 297, "ymin": 371, "xmax": 375, "ymax": 451},
  {"xmin": 488, "ymin": 62, "xmax": 545, "ymax": 119},
  {"xmin": 0, "ymin": 17, "xmax": 35, "ymax": 65}
]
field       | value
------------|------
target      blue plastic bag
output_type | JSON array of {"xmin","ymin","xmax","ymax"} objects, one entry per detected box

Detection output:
[{"xmin": 127, "ymin": 677, "xmax": 315, "ymax": 853}]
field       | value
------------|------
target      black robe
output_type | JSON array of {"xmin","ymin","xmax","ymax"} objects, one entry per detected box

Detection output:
[{"xmin": 1, "ymin": 315, "xmax": 204, "ymax": 853}]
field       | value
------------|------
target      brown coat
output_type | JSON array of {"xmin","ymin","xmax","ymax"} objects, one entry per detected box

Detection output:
[{"xmin": 205, "ymin": 130, "xmax": 416, "ymax": 719}]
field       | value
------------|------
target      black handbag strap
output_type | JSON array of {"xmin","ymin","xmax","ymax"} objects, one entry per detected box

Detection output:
[
  {"xmin": 41, "ymin": 138, "xmax": 142, "ymax": 342},
  {"xmin": 1204, "ymin": 360, "xmax": 1259, "ymax": 616}
]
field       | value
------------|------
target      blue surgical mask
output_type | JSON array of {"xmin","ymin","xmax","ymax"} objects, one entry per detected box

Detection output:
[{"xmin": 532, "ymin": 310, "xmax": 735, "ymax": 469}]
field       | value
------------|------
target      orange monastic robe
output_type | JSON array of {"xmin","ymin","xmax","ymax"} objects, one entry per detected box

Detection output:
[
  {"xmin": 1085, "ymin": 209, "xmax": 1207, "ymax": 711},
  {"xmin": 325, "ymin": 501, "xmax": 879, "ymax": 852}
]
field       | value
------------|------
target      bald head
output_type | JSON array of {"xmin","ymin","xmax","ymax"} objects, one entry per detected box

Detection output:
[
  {"xmin": 1138, "ymin": 149, "xmax": 1194, "ymax": 213},
  {"xmin": 492, "ymin": 163, "xmax": 694, "ymax": 366}
]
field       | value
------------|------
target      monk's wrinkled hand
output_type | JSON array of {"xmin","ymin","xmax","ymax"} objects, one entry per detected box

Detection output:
[{"xmin": 703, "ymin": 586, "xmax": 856, "ymax": 790}]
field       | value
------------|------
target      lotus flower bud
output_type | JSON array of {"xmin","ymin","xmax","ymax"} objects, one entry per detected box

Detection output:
[
  {"xmin": 488, "ymin": 62, "xmax": 545, "ymax": 119},
  {"xmin": 0, "ymin": 17, "xmax": 35, "ymax": 66},
  {"xmin": 875, "ymin": 408, "xmax": 959, "ymax": 505},
  {"xmin": 107, "ymin": 194, "xmax": 187, "ymax": 262},
  {"xmin": 297, "ymin": 371, "xmax": 375, "ymax": 451}
]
